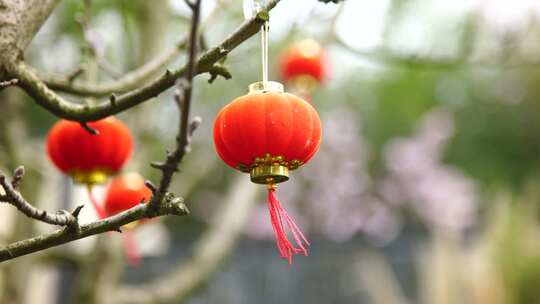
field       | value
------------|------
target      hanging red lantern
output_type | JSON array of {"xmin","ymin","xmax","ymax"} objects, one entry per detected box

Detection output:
[
  {"xmin": 103, "ymin": 172, "xmax": 152, "ymax": 217},
  {"xmin": 279, "ymin": 39, "xmax": 330, "ymax": 97},
  {"xmin": 46, "ymin": 117, "xmax": 133, "ymax": 185},
  {"xmin": 102, "ymin": 172, "xmax": 152, "ymax": 266},
  {"xmin": 213, "ymin": 81, "xmax": 322, "ymax": 264}
]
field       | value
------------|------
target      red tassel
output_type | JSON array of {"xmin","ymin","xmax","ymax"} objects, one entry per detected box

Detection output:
[
  {"xmin": 87, "ymin": 185, "xmax": 106, "ymax": 219},
  {"xmin": 267, "ymin": 188, "xmax": 310, "ymax": 265},
  {"xmin": 122, "ymin": 231, "xmax": 141, "ymax": 266}
]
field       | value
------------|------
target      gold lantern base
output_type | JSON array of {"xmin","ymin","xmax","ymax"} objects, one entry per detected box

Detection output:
[
  {"xmin": 250, "ymin": 164, "xmax": 289, "ymax": 185},
  {"xmin": 72, "ymin": 169, "xmax": 109, "ymax": 185},
  {"xmin": 237, "ymin": 153, "xmax": 303, "ymax": 185}
]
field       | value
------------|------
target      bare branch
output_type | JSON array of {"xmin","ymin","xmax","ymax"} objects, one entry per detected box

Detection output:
[
  {"xmin": 148, "ymin": 0, "xmax": 202, "ymax": 212},
  {"xmin": 36, "ymin": 0, "xmax": 229, "ymax": 97},
  {"xmin": 184, "ymin": 0, "xmax": 196, "ymax": 10},
  {"xmin": 66, "ymin": 67, "xmax": 85, "ymax": 82},
  {"xmin": 0, "ymin": 168, "xmax": 79, "ymax": 227},
  {"xmin": 6, "ymin": 0, "xmax": 279, "ymax": 122},
  {"xmin": 37, "ymin": 43, "xmax": 186, "ymax": 97},
  {"xmin": 207, "ymin": 64, "xmax": 231, "ymax": 83},
  {"xmin": 0, "ymin": 0, "xmax": 61, "ymax": 65},
  {"xmin": 0, "ymin": 192, "xmax": 189, "ymax": 262},
  {"xmin": 79, "ymin": 122, "xmax": 100, "ymax": 135},
  {"xmin": 75, "ymin": 3, "xmax": 122, "ymax": 80},
  {"xmin": 144, "ymin": 180, "xmax": 157, "ymax": 194},
  {"xmin": 0, "ymin": 0, "xmax": 282, "ymax": 263}
]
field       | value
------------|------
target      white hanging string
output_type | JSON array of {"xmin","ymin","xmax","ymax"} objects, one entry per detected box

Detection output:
[
  {"xmin": 261, "ymin": 21, "xmax": 269, "ymax": 83},
  {"xmin": 244, "ymin": 0, "xmax": 270, "ymax": 83}
]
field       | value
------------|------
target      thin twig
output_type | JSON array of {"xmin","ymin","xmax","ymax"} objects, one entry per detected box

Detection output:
[
  {"xmin": 0, "ymin": 194, "xmax": 188, "ymax": 262},
  {"xmin": 67, "ymin": 67, "xmax": 85, "ymax": 82},
  {"xmin": 79, "ymin": 122, "xmax": 100, "ymax": 135},
  {"xmin": 184, "ymin": 0, "xmax": 196, "ymax": 10},
  {"xmin": 0, "ymin": 0, "xmax": 283, "ymax": 263},
  {"xmin": 149, "ymin": 0, "xmax": 202, "ymax": 212},
  {"xmin": 0, "ymin": 168, "xmax": 79, "ymax": 227},
  {"xmin": 37, "ymin": 0, "xmax": 230, "ymax": 97},
  {"xmin": 76, "ymin": 1, "xmax": 121, "ymax": 80}
]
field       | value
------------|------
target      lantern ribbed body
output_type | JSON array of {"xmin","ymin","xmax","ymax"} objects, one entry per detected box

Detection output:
[
  {"xmin": 213, "ymin": 91, "xmax": 322, "ymax": 172},
  {"xmin": 279, "ymin": 39, "xmax": 329, "ymax": 84},
  {"xmin": 46, "ymin": 117, "xmax": 132, "ymax": 183},
  {"xmin": 104, "ymin": 173, "xmax": 152, "ymax": 217}
]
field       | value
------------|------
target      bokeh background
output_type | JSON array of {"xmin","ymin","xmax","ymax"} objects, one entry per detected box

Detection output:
[{"xmin": 1, "ymin": 0, "xmax": 540, "ymax": 303}]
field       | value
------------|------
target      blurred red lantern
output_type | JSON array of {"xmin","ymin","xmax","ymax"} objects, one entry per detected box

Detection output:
[
  {"xmin": 46, "ymin": 117, "xmax": 133, "ymax": 185},
  {"xmin": 103, "ymin": 172, "xmax": 153, "ymax": 266},
  {"xmin": 104, "ymin": 172, "xmax": 152, "ymax": 217},
  {"xmin": 279, "ymin": 39, "xmax": 330, "ymax": 96},
  {"xmin": 213, "ymin": 81, "xmax": 322, "ymax": 264}
]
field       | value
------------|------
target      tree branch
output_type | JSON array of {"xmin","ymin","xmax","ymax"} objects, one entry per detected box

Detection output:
[
  {"xmin": 0, "ymin": 0, "xmax": 60, "ymax": 80},
  {"xmin": 0, "ymin": 167, "xmax": 80, "ymax": 227},
  {"xmin": 148, "ymin": 0, "xmax": 202, "ymax": 212},
  {"xmin": 17, "ymin": 0, "xmax": 62, "ymax": 52},
  {"xmin": 0, "ymin": 192, "xmax": 188, "ymax": 262},
  {"xmin": 28, "ymin": 0, "xmax": 230, "ymax": 97},
  {"xmin": 5, "ymin": 0, "xmax": 279, "ymax": 122},
  {"xmin": 36, "ymin": 36, "xmax": 188, "ymax": 97},
  {"xmin": 75, "ymin": 0, "xmax": 122, "ymax": 80},
  {"xmin": 0, "ymin": 0, "xmax": 281, "ymax": 263}
]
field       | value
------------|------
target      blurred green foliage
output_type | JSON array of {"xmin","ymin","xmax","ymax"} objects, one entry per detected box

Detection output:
[{"xmin": 25, "ymin": 0, "xmax": 540, "ymax": 194}]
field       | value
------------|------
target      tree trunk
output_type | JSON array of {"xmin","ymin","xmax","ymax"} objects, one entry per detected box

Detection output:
[{"xmin": 0, "ymin": 0, "xmax": 60, "ymax": 79}]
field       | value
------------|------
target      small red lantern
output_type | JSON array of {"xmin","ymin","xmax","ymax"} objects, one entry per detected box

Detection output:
[
  {"xmin": 214, "ymin": 81, "xmax": 322, "ymax": 264},
  {"xmin": 46, "ymin": 117, "xmax": 133, "ymax": 185},
  {"xmin": 279, "ymin": 39, "xmax": 330, "ymax": 97},
  {"xmin": 104, "ymin": 172, "xmax": 152, "ymax": 217},
  {"xmin": 102, "ymin": 172, "xmax": 152, "ymax": 265}
]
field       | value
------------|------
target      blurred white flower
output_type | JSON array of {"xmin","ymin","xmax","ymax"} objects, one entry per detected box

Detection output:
[{"xmin": 383, "ymin": 107, "xmax": 478, "ymax": 234}]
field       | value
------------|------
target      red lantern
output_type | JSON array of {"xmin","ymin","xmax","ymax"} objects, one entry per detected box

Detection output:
[
  {"xmin": 46, "ymin": 117, "xmax": 133, "ymax": 185},
  {"xmin": 279, "ymin": 39, "xmax": 330, "ymax": 96},
  {"xmin": 104, "ymin": 172, "xmax": 152, "ymax": 217},
  {"xmin": 102, "ymin": 172, "xmax": 152, "ymax": 266},
  {"xmin": 213, "ymin": 81, "xmax": 322, "ymax": 264}
]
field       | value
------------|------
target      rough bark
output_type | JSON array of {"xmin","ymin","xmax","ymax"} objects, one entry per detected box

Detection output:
[{"xmin": 0, "ymin": 0, "xmax": 60, "ymax": 79}]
